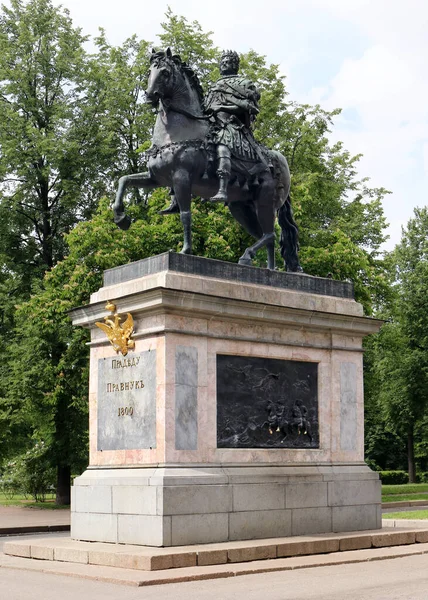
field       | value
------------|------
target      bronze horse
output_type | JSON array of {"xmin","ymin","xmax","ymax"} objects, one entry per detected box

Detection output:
[{"xmin": 113, "ymin": 49, "xmax": 301, "ymax": 271}]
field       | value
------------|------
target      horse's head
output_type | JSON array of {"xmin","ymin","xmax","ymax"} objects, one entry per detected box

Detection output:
[
  {"xmin": 146, "ymin": 48, "xmax": 179, "ymax": 107},
  {"xmin": 146, "ymin": 48, "xmax": 204, "ymax": 113}
]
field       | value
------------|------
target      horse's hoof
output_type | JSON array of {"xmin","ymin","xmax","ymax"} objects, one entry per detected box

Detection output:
[
  {"xmin": 238, "ymin": 257, "xmax": 253, "ymax": 267},
  {"xmin": 114, "ymin": 213, "xmax": 132, "ymax": 230}
]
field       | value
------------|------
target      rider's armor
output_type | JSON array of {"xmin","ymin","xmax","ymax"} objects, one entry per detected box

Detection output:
[{"xmin": 205, "ymin": 53, "xmax": 269, "ymax": 203}]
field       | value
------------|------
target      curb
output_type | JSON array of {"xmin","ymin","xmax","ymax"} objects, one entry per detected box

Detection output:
[
  {"xmin": 0, "ymin": 525, "xmax": 70, "ymax": 535},
  {"xmin": 382, "ymin": 500, "xmax": 428, "ymax": 508},
  {"xmin": 382, "ymin": 518, "xmax": 428, "ymax": 528}
]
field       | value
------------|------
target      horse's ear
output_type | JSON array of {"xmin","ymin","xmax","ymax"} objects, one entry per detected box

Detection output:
[
  {"xmin": 166, "ymin": 47, "xmax": 172, "ymax": 57},
  {"xmin": 151, "ymin": 48, "xmax": 156, "ymax": 54}
]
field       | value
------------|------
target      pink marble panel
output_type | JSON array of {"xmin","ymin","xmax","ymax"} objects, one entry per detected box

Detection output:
[
  {"xmin": 88, "ymin": 335, "xmax": 167, "ymax": 467},
  {"xmin": 133, "ymin": 313, "xmax": 167, "ymax": 337},
  {"xmin": 321, "ymin": 362, "xmax": 332, "ymax": 444},
  {"xmin": 162, "ymin": 382, "xmax": 176, "ymax": 449},
  {"xmin": 165, "ymin": 314, "xmax": 208, "ymax": 335},
  {"xmin": 331, "ymin": 333, "xmax": 363, "ymax": 350},
  {"xmin": 329, "ymin": 351, "xmax": 364, "ymax": 463}
]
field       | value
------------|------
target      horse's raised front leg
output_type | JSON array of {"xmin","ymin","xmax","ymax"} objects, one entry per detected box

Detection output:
[
  {"xmin": 113, "ymin": 172, "xmax": 156, "ymax": 230},
  {"xmin": 172, "ymin": 170, "xmax": 192, "ymax": 255}
]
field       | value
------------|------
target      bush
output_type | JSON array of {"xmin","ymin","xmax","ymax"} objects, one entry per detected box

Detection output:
[
  {"xmin": 0, "ymin": 464, "xmax": 25, "ymax": 499},
  {"xmin": 0, "ymin": 443, "xmax": 56, "ymax": 502},
  {"xmin": 416, "ymin": 472, "xmax": 428, "ymax": 483},
  {"xmin": 379, "ymin": 470, "xmax": 409, "ymax": 484}
]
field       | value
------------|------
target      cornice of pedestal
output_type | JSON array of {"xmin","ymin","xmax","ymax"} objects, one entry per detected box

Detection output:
[{"xmin": 69, "ymin": 272, "xmax": 383, "ymax": 346}]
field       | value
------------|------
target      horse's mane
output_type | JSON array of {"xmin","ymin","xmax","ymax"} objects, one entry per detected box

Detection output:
[{"xmin": 150, "ymin": 50, "xmax": 205, "ymax": 107}]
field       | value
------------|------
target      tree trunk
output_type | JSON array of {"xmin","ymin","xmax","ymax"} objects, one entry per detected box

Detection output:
[
  {"xmin": 56, "ymin": 465, "xmax": 71, "ymax": 505},
  {"xmin": 407, "ymin": 426, "xmax": 416, "ymax": 483}
]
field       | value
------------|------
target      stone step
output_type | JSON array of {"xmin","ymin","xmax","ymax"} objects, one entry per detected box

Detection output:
[
  {"xmin": 4, "ymin": 527, "xmax": 428, "ymax": 572},
  {"xmin": 3, "ymin": 543, "xmax": 428, "ymax": 588}
]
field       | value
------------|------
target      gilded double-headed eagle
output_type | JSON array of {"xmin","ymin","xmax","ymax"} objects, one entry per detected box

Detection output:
[{"xmin": 95, "ymin": 302, "xmax": 135, "ymax": 356}]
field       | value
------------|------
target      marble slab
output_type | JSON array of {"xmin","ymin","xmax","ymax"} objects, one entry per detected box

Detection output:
[{"xmin": 97, "ymin": 351, "xmax": 156, "ymax": 450}]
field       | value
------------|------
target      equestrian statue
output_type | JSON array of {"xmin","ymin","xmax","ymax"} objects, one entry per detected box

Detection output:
[{"xmin": 113, "ymin": 48, "xmax": 302, "ymax": 271}]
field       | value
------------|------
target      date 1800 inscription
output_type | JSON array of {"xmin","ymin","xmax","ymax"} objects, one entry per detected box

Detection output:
[{"xmin": 118, "ymin": 406, "xmax": 134, "ymax": 416}]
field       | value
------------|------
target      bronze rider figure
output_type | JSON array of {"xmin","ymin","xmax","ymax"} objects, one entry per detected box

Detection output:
[{"xmin": 159, "ymin": 50, "xmax": 268, "ymax": 213}]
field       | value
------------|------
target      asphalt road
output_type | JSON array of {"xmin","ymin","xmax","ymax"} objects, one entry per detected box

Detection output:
[{"xmin": 2, "ymin": 547, "xmax": 428, "ymax": 600}]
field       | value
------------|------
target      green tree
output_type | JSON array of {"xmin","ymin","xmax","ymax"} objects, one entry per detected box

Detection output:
[
  {"xmin": 90, "ymin": 31, "xmax": 154, "ymax": 198},
  {"xmin": 366, "ymin": 208, "xmax": 428, "ymax": 482},
  {"xmin": 0, "ymin": 0, "xmax": 107, "ymax": 502},
  {"xmin": 0, "ymin": 0, "xmax": 107, "ymax": 274},
  {"xmin": 158, "ymin": 7, "xmax": 219, "ymax": 87}
]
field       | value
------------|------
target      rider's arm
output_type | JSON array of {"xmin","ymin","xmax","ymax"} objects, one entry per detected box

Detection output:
[{"xmin": 214, "ymin": 98, "xmax": 259, "ymax": 115}]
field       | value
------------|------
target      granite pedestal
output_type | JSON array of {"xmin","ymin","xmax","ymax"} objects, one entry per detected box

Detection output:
[{"xmin": 70, "ymin": 252, "xmax": 382, "ymax": 547}]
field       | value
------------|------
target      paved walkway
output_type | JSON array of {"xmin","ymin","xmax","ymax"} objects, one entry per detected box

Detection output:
[
  {"xmin": 3, "ymin": 552, "xmax": 428, "ymax": 599},
  {"xmin": 0, "ymin": 506, "xmax": 70, "ymax": 534}
]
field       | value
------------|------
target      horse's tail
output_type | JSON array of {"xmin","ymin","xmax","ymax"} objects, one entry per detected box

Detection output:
[
  {"xmin": 270, "ymin": 150, "xmax": 302, "ymax": 272},
  {"xmin": 278, "ymin": 197, "xmax": 302, "ymax": 272}
]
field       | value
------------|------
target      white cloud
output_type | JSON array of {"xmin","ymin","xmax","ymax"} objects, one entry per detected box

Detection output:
[{"xmin": 298, "ymin": 0, "xmax": 428, "ymax": 249}]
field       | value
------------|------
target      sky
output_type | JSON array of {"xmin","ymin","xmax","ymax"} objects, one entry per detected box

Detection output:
[{"xmin": 32, "ymin": 0, "xmax": 428, "ymax": 250}]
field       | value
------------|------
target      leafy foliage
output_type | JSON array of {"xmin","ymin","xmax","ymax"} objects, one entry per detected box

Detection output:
[
  {"xmin": 1, "ymin": 442, "xmax": 55, "ymax": 502},
  {"xmin": 365, "ymin": 208, "xmax": 428, "ymax": 481}
]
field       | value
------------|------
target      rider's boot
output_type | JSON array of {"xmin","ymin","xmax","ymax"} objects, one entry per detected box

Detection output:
[
  {"xmin": 209, "ymin": 147, "xmax": 231, "ymax": 203},
  {"xmin": 210, "ymin": 170, "xmax": 230, "ymax": 202}
]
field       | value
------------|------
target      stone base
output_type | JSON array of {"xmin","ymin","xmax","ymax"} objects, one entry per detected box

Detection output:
[
  {"xmin": 72, "ymin": 464, "xmax": 381, "ymax": 547},
  {"xmin": 70, "ymin": 253, "xmax": 383, "ymax": 547}
]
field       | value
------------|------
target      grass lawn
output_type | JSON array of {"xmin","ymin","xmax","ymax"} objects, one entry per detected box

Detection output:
[
  {"xmin": 382, "ymin": 484, "xmax": 428, "ymax": 496},
  {"xmin": 383, "ymin": 510, "xmax": 428, "ymax": 519},
  {"xmin": 382, "ymin": 494, "xmax": 428, "ymax": 503},
  {"xmin": 0, "ymin": 493, "xmax": 69, "ymax": 509}
]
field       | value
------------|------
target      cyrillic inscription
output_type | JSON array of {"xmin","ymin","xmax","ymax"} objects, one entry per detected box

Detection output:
[
  {"xmin": 106, "ymin": 380, "xmax": 144, "ymax": 393},
  {"xmin": 97, "ymin": 350, "xmax": 156, "ymax": 451},
  {"xmin": 111, "ymin": 357, "xmax": 140, "ymax": 369}
]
